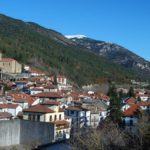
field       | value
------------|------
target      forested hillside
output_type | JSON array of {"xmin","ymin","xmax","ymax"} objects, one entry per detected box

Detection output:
[{"xmin": 0, "ymin": 14, "xmax": 147, "ymax": 86}]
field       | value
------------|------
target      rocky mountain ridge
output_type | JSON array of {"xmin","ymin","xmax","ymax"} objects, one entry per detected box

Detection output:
[{"xmin": 67, "ymin": 37, "xmax": 150, "ymax": 73}]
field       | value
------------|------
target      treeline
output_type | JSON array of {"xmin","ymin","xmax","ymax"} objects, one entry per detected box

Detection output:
[{"xmin": 69, "ymin": 116, "xmax": 150, "ymax": 150}]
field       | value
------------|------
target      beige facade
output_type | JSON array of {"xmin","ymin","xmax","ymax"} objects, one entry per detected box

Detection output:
[
  {"xmin": 23, "ymin": 105, "xmax": 71, "ymax": 141},
  {"xmin": 23, "ymin": 106, "xmax": 65, "ymax": 122},
  {"xmin": 0, "ymin": 53, "xmax": 22, "ymax": 73},
  {"xmin": 45, "ymin": 106, "xmax": 65, "ymax": 122}
]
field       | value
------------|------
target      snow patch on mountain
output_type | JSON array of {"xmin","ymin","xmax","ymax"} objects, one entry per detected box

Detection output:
[{"xmin": 65, "ymin": 34, "xmax": 87, "ymax": 39}]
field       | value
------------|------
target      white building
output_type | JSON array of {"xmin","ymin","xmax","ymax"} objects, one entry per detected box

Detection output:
[
  {"xmin": 0, "ymin": 104, "xmax": 22, "ymax": 117},
  {"xmin": 65, "ymin": 106, "xmax": 91, "ymax": 129}
]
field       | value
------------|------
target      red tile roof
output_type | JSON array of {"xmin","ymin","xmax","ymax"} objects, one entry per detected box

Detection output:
[
  {"xmin": 44, "ymin": 84, "xmax": 57, "ymax": 89},
  {"xmin": 0, "ymin": 112, "xmax": 12, "ymax": 119},
  {"xmin": 66, "ymin": 106, "xmax": 82, "ymax": 111},
  {"xmin": 23, "ymin": 104, "xmax": 54, "ymax": 113},
  {"xmin": 49, "ymin": 120, "xmax": 69, "ymax": 125},
  {"xmin": 8, "ymin": 93, "xmax": 35, "ymax": 105},
  {"xmin": 137, "ymin": 101, "xmax": 150, "ymax": 106},
  {"xmin": 0, "ymin": 58, "xmax": 15, "ymax": 62},
  {"xmin": 31, "ymin": 70, "xmax": 45, "ymax": 74},
  {"xmin": 94, "ymin": 93, "xmax": 110, "ymax": 101},
  {"xmin": 0, "ymin": 104, "xmax": 19, "ymax": 109},
  {"xmin": 123, "ymin": 104, "xmax": 140, "ymax": 117},
  {"xmin": 125, "ymin": 97, "xmax": 136, "ymax": 104},
  {"xmin": 42, "ymin": 100, "xmax": 61, "ymax": 106},
  {"xmin": 32, "ymin": 92, "xmax": 63, "ymax": 98},
  {"xmin": 68, "ymin": 92, "xmax": 80, "ymax": 100},
  {"xmin": 31, "ymin": 87, "xmax": 44, "ymax": 91}
]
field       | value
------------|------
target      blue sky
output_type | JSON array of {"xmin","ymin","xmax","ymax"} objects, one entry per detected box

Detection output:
[{"xmin": 0, "ymin": 0, "xmax": 150, "ymax": 61}]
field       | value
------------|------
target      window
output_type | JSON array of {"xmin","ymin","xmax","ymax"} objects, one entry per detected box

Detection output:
[
  {"xmin": 32, "ymin": 115, "xmax": 35, "ymax": 121},
  {"xmin": 28, "ymin": 114, "xmax": 31, "ymax": 120},
  {"xmin": 54, "ymin": 115, "xmax": 57, "ymax": 121},
  {"xmin": 37, "ymin": 115, "xmax": 40, "ymax": 121},
  {"xmin": 59, "ymin": 114, "xmax": 61, "ymax": 120},
  {"xmin": 49, "ymin": 115, "xmax": 52, "ymax": 121},
  {"xmin": 71, "ymin": 111, "xmax": 74, "ymax": 115}
]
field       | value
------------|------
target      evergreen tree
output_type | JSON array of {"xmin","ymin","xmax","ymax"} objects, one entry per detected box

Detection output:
[
  {"xmin": 53, "ymin": 74, "xmax": 57, "ymax": 85},
  {"xmin": 128, "ymin": 86, "xmax": 135, "ymax": 97},
  {"xmin": 107, "ymin": 84, "xmax": 122, "ymax": 124},
  {"xmin": 119, "ymin": 89, "xmax": 123, "ymax": 99}
]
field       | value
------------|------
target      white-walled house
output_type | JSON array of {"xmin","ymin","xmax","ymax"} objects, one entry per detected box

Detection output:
[
  {"xmin": 57, "ymin": 76, "xmax": 67, "ymax": 85},
  {"xmin": 30, "ymin": 70, "xmax": 45, "ymax": 77},
  {"xmin": 65, "ymin": 106, "xmax": 91, "ymax": 129},
  {"xmin": 6, "ymin": 93, "xmax": 36, "ymax": 109},
  {"xmin": 43, "ymin": 84, "xmax": 58, "ymax": 92},
  {"xmin": 30, "ymin": 87, "xmax": 44, "ymax": 95},
  {"xmin": 122, "ymin": 103, "xmax": 140, "ymax": 126},
  {"xmin": 0, "ymin": 104, "xmax": 22, "ymax": 117}
]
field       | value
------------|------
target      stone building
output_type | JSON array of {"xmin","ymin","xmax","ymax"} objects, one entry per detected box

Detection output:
[{"xmin": 0, "ymin": 53, "xmax": 22, "ymax": 73}]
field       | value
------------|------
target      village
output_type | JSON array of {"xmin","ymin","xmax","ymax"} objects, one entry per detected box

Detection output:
[{"xmin": 0, "ymin": 53, "xmax": 150, "ymax": 148}]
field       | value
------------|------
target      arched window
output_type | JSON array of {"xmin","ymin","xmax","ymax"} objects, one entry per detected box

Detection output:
[
  {"xmin": 59, "ymin": 114, "xmax": 61, "ymax": 120},
  {"xmin": 54, "ymin": 115, "xmax": 57, "ymax": 121},
  {"xmin": 49, "ymin": 115, "xmax": 52, "ymax": 121}
]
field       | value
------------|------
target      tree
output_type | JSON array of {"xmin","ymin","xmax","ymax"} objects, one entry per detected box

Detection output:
[
  {"xmin": 128, "ymin": 86, "xmax": 135, "ymax": 98},
  {"xmin": 53, "ymin": 74, "xmax": 57, "ymax": 85},
  {"xmin": 107, "ymin": 84, "xmax": 122, "ymax": 124},
  {"xmin": 70, "ymin": 129, "xmax": 104, "ymax": 150}
]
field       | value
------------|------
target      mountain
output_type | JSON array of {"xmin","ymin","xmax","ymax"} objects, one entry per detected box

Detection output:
[
  {"xmin": 66, "ymin": 36, "xmax": 150, "ymax": 76},
  {"xmin": 0, "ymin": 14, "xmax": 149, "ymax": 86}
]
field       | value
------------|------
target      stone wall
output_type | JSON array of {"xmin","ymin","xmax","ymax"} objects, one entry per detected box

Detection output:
[{"xmin": 0, "ymin": 119, "xmax": 54, "ymax": 147}]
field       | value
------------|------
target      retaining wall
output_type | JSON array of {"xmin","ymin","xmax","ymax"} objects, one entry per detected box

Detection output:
[{"xmin": 0, "ymin": 119, "xmax": 54, "ymax": 147}]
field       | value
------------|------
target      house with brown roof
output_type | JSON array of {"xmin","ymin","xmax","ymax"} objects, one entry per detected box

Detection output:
[
  {"xmin": 122, "ymin": 104, "xmax": 140, "ymax": 126},
  {"xmin": 30, "ymin": 87, "xmax": 44, "ymax": 95},
  {"xmin": 30, "ymin": 70, "xmax": 45, "ymax": 77},
  {"xmin": 7, "ymin": 93, "xmax": 36, "ymax": 108},
  {"xmin": 23, "ymin": 104, "xmax": 71, "ymax": 141},
  {"xmin": 0, "ymin": 53, "xmax": 22, "ymax": 73},
  {"xmin": 43, "ymin": 84, "xmax": 58, "ymax": 92},
  {"xmin": 31, "ymin": 92, "xmax": 65, "ymax": 103},
  {"xmin": 0, "ymin": 104, "xmax": 22, "ymax": 117}
]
